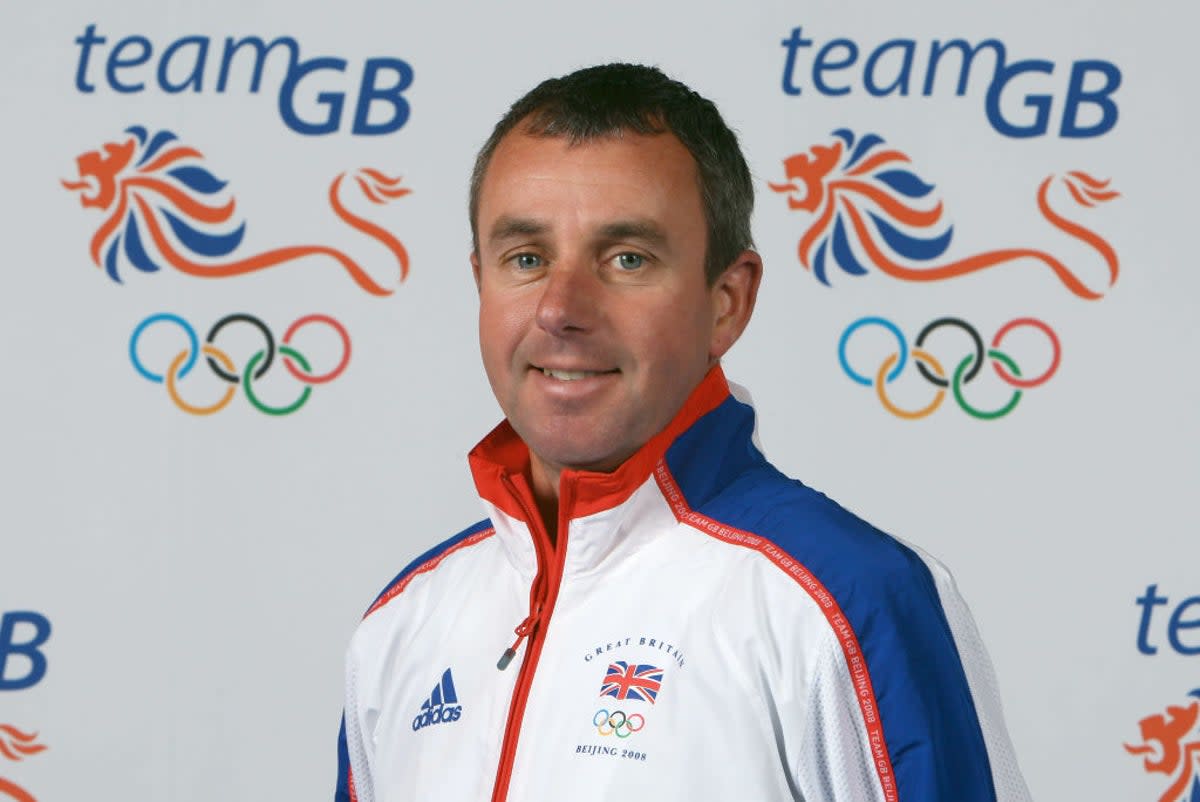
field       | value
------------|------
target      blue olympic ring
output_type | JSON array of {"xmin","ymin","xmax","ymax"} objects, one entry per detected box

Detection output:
[
  {"xmin": 129, "ymin": 313, "xmax": 198, "ymax": 383},
  {"xmin": 838, "ymin": 317, "xmax": 906, "ymax": 386}
]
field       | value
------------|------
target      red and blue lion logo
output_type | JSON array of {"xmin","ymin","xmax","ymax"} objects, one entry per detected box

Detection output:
[
  {"xmin": 61, "ymin": 126, "xmax": 410, "ymax": 296},
  {"xmin": 1126, "ymin": 689, "xmax": 1200, "ymax": 802},
  {"xmin": 770, "ymin": 129, "xmax": 1119, "ymax": 300}
]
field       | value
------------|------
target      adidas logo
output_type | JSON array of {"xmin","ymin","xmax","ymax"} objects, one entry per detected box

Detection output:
[{"xmin": 411, "ymin": 668, "xmax": 463, "ymax": 732}]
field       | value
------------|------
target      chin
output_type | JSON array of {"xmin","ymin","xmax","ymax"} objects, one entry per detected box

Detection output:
[
  {"xmin": 522, "ymin": 427, "xmax": 635, "ymax": 474},
  {"xmin": 535, "ymin": 444, "xmax": 625, "ymax": 473}
]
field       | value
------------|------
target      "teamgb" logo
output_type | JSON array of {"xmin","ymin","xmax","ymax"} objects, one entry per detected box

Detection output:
[
  {"xmin": 129, "ymin": 313, "xmax": 351, "ymax": 416},
  {"xmin": 838, "ymin": 316, "xmax": 1060, "ymax": 420}
]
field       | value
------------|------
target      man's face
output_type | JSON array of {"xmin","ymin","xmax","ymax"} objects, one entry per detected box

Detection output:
[{"xmin": 473, "ymin": 129, "xmax": 724, "ymax": 479}]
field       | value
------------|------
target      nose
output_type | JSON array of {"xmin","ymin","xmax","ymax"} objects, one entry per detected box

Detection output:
[{"xmin": 535, "ymin": 260, "xmax": 600, "ymax": 337}]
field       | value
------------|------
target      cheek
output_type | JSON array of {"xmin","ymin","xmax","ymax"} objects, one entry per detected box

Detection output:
[
  {"xmin": 478, "ymin": 305, "xmax": 507, "ymax": 368},
  {"xmin": 478, "ymin": 295, "xmax": 530, "ymax": 379},
  {"xmin": 635, "ymin": 308, "xmax": 713, "ymax": 378}
]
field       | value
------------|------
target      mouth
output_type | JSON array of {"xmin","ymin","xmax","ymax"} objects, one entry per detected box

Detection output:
[{"xmin": 534, "ymin": 366, "xmax": 619, "ymax": 382}]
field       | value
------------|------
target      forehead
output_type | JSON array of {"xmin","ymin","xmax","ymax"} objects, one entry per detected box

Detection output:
[{"xmin": 475, "ymin": 129, "xmax": 703, "ymax": 239}]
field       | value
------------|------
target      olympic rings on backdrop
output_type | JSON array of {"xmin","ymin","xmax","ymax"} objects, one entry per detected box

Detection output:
[
  {"xmin": 593, "ymin": 709, "xmax": 646, "ymax": 738},
  {"xmin": 839, "ymin": 316, "xmax": 1061, "ymax": 420},
  {"xmin": 129, "ymin": 313, "xmax": 352, "ymax": 416}
]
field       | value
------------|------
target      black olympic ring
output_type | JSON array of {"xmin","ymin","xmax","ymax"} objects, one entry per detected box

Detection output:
[
  {"xmin": 206, "ymin": 313, "xmax": 275, "ymax": 383},
  {"xmin": 914, "ymin": 317, "xmax": 984, "ymax": 387}
]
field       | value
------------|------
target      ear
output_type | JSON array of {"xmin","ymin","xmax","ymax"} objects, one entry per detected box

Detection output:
[
  {"xmin": 470, "ymin": 250, "xmax": 482, "ymax": 291},
  {"xmin": 708, "ymin": 250, "xmax": 763, "ymax": 361}
]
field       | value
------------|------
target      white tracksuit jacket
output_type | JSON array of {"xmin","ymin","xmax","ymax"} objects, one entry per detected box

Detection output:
[{"xmin": 336, "ymin": 367, "xmax": 1031, "ymax": 802}]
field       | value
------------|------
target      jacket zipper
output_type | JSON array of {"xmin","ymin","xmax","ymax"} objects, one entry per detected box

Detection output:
[
  {"xmin": 490, "ymin": 475, "xmax": 571, "ymax": 802},
  {"xmin": 497, "ymin": 608, "xmax": 539, "ymax": 671}
]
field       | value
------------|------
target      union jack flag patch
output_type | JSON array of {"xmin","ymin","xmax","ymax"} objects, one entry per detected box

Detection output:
[{"xmin": 599, "ymin": 661, "xmax": 664, "ymax": 704}]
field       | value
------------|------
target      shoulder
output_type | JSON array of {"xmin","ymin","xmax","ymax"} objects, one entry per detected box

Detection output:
[
  {"xmin": 361, "ymin": 518, "xmax": 495, "ymax": 620},
  {"xmin": 681, "ymin": 461, "xmax": 970, "ymax": 671},
  {"xmin": 663, "ymin": 391, "xmax": 931, "ymax": 594},
  {"xmin": 696, "ymin": 468, "xmax": 1012, "ymax": 794},
  {"xmin": 695, "ymin": 463, "xmax": 936, "ymax": 599}
]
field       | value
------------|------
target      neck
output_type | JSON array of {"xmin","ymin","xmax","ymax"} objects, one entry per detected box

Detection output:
[
  {"xmin": 529, "ymin": 457, "xmax": 561, "ymax": 545},
  {"xmin": 469, "ymin": 368, "xmax": 732, "ymax": 552}
]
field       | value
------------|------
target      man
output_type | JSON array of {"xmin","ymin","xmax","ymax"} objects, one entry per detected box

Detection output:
[{"xmin": 336, "ymin": 63, "xmax": 1031, "ymax": 802}]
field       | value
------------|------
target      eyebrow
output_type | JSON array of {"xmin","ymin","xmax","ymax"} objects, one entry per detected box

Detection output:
[
  {"xmin": 488, "ymin": 216, "xmax": 548, "ymax": 246},
  {"xmin": 485, "ymin": 216, "xmax": 672, "ymax": 251},
  {"xmin": 596, "ymin": 220, "xmax": 669, "ymax": 250}
]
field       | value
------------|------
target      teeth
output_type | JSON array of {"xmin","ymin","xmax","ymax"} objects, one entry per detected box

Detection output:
[{"xmin": 542, "ymin": 368, "xmax": 599, "ymax": 381}]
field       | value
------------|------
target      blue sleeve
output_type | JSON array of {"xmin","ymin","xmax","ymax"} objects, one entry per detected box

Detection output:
[
  {"xmin": 853, "ymin": 554, "xmax": 997, "ymax": 799},
  {"xmin": 334, "ymin": 714, "xmax": 353, "ymax": 802}
]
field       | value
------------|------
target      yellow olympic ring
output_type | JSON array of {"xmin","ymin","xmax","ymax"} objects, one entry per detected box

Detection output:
[
  {"xmin": 874, "ymin": 348, "xmax": 946, "ymax": 420},
  {"xmin": 166, "ymin": 345, "xmax": 237, "ymax": 416}
]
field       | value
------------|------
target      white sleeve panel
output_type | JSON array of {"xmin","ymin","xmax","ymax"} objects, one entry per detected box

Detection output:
[
  {"xmin": 908, "ymin": 544, "xmax": 1033, "ymax": 802},
  {"xmin": 793, "ymin": 626, "xmax": 894, "ymax": 802},
  {"xmin": 343, "ymin": 635, "xmax": 376, "ymax": 802}
]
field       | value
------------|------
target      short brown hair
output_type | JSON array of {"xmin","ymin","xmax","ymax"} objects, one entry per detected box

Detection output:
[{"xmin": 469, "ymin": 63, "xmax": 755, "ymax": 284}]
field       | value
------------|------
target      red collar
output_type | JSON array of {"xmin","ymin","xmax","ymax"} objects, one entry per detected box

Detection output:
[{"xmin": 468, "ymin": 365, "xmax": 730, "ymax": 523}]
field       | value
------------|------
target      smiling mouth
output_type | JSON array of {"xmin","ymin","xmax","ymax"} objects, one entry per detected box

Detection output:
[{"xmin": 537, "ymin": 367, "xmax": 618, "ymax": 381}]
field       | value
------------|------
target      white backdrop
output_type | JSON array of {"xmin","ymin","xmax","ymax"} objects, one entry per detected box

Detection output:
[{"xmin": 2, "ymin": 1, "xmax": 1197, "ymax": 800}]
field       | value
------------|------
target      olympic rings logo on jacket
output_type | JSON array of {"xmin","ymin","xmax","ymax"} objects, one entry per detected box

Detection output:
[
  {"xmin": 592, "ymin": 709, "xmax": 645, "ymax": 739},
  {"xmin": 838, "ymin": 317, "xmax": 1061, "ymax": 420},
  {"xmin": 129, "ymin": 313, "xmax": 351, "ymax": 416}
]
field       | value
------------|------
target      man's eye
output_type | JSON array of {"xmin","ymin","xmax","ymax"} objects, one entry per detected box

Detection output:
[
  {"xmin": 514, "ymin": 253, "xmax": 543, "ymax": 269},
  {"xmin": 614, "ymin": 253, "xmax": 644, "ymax": 270}
]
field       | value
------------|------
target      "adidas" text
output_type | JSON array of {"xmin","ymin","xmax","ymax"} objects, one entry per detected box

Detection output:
[{"xmin": 412, "ymin": 705, "xmax": 462, "ymax": 731}]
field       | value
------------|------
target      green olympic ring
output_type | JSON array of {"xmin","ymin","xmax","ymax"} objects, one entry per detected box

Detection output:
[
  {"xmin": 952, "ymin": 349, "xmax": 1022, "ymax": 420},
  {"xmin": 243, "ymin": 347, "xmax": 313, "ymax": 416}
]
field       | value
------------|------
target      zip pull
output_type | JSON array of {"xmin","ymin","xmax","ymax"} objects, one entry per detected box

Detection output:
[{"xmin": 497, "ymin": 609, "xmax": 539, "ymax": 670}]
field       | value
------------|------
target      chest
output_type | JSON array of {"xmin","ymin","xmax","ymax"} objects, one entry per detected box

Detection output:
[{"xmin": 368, "ymin": 550, "xmax": 815, "ymax": 801}]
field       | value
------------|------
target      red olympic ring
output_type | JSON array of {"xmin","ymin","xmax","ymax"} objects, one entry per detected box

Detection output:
[
  {"xmin": 281, "ymin": 314, "xmax": 352, "ymax": 384},
  {"xmin": 990, "ymin": 318, "xmax": 1061, "ymax": 388}
]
